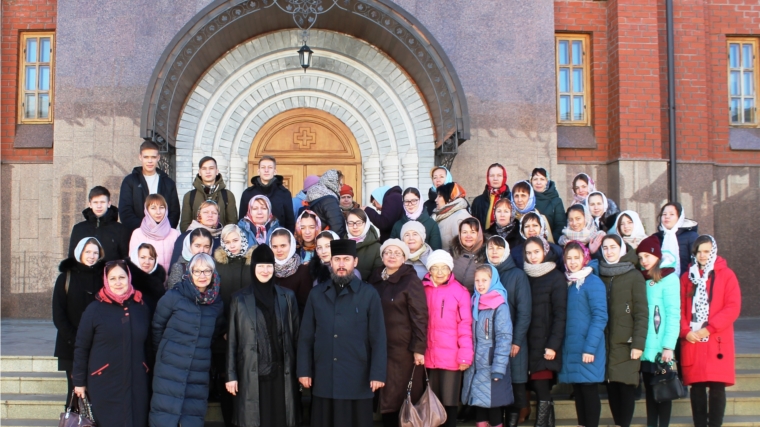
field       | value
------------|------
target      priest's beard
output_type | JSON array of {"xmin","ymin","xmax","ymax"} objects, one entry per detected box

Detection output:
[{"xmin": 330, "ymin": 271, "xmax": 354, "ymax": 290}]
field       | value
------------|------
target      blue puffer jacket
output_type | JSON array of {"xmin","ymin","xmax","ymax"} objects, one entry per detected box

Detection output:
[
  {"xmin": 149, "ymin": 276, "xmax": 224, "ymax": 427},
  {"xmin": 559, "ymin": 272, "xmax": 608, "ymax": 384},
  {"xmin": 462, "ymin": 298, "xmax": 513, "ymax": 408}
]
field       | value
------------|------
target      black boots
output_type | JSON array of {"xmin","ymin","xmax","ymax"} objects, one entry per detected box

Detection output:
[{"xmin": 535, "ymin": 401, "xmax": 555, "ymax": 427}]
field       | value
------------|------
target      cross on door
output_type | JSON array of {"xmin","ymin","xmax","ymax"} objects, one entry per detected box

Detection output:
[{"xmin": 293, "ymin": 127, "xmax": 317, "ymax": 149}]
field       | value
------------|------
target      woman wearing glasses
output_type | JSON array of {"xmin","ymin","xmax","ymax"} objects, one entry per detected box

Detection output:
[
  {"xmin": 345, "ymin": 208, "xmax": 383, "ymax": 279},
  {"xmin": 150, "ymin": 253, "xmax": 224, "ymax": 427},
  {"xmin": 390, "ymin": 187, "xmax": 443, "ymax": 250},
  {"xmin": 368, "ymin": 239, "xmax": 428, "ymax": 427}
]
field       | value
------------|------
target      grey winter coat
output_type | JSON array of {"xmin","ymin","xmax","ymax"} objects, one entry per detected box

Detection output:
[
  {"xmin": 462, "ymin": 303, "xmax": 514, "ymax": 408},
  {"xmin": 226, "ymin": 284, "xmax": 300, "ymax": 427},
  {"xmin": 493, "ymin": 256, "xmax": 532, "ymax": 383}
]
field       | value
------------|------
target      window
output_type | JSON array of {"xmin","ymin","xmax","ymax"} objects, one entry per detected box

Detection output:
[
  {"xmin": 18, "ymin": 32, "xmax": 54, "ymax": 123},
  {"xmin": 728, "ymin": 38, "xmax": 758, "ymax": 126},
  {"xmin": 556, "ymin": 34, "xmax": 590, "ymax": 126}
]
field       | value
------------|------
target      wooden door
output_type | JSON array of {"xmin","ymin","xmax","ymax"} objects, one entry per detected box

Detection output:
[{"xmin": 248, "ymin": 108, "xmax": 362, "ymax": 201}]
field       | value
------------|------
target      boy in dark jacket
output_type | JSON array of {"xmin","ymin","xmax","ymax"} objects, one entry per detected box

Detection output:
[
  {"xmin": 179, "ymin": 156, "xmax": 238, "ymax": 232},
  {"xmin": 238, "ymin": 155, "xmax": 295, "ymax": 232},
  {"xmin": 118, "ymin": 140, "xmax": 181, "ymax": 231},
  {"xmin": 67, "ymin": 186, "xmax": 130, "ymax": 261}
]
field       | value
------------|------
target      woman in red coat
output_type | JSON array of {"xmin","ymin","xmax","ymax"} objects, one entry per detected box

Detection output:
[{"xmin": 679, "ymin": 235, "xmax": 742, "ymax": 427}]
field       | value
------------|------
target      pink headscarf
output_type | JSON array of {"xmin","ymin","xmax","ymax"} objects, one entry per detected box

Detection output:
[
  {"xmin": 140, "ymin": 206, "xmax": 173, "ymax": 240},
  {"xmin": 99, "ymin": 261, "xmax": 141, "ymax": 305}
]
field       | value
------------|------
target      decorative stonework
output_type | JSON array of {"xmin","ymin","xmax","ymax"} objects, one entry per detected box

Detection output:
[
  {"xmin": 293, "ymin": 127, "xmax": 317, "ymax": 149},
  {"xmin": 175, "ymin": 29, "xmax": 437, "ymax": 204}
]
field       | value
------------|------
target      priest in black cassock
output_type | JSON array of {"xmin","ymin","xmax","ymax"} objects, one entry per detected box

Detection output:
[{"xmin": 297, "ymin": 239, "xmax": 387, "ymax": 427}]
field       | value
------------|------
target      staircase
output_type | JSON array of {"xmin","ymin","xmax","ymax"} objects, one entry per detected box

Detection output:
[{"xmin": 2, "ymin": 354, "xmax": 760, "ymax": 426}]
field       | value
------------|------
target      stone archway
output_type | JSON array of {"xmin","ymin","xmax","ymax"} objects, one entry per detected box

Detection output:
[{"xmin": 174, "ymin": 29, "xmax": 439, "ymax": 204}]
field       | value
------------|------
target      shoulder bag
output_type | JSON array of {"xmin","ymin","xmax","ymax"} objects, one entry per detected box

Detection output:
[{"xmin": 59, "ymin": 390, "xmax": 96, "ymax": 427}]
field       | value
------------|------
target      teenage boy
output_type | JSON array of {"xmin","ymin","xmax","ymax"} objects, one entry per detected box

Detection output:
[
  {"xmin": 238, "ymin": 155, "xmax": 295, "ymax": 232},
  {"xmin": 68, "ymin": 186, "xmax": 130, "ymax": 261},
  {"xmin": 118, "ymin": 141, "xmax": 181, "ymax": 232},
  {"xmin": 179, "ymin": 156, "xmax": 238, "ymax": 232}
]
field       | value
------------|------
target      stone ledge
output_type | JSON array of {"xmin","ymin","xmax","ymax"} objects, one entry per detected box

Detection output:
[
  {"xmin": 729, "ymin": 127, "xmax": 760, "ymax": 150},
  {"xmin": 557, "ymin": 125, "xmax": 596, "ymax": 149}
]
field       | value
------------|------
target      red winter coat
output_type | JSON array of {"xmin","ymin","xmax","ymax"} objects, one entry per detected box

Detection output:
[
  {"xmin": 423, "ymin": 273, "xmax": 473, "ymax": 371},
  {"xmin": 679, "ymin": 256, "xmax": 742, "ymax": 386}
]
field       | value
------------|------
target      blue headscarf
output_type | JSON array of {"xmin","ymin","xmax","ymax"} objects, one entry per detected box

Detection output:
[
  {"xmin": 371, "ymin": 186, "xmax": 392, "ymax": 204},
  {"xmin": 471, "ymin": 264, "xmax": 509, "ymax": 319},
  {"xmin": 511, "ymin": 180, "xmax": 536, "ymax": 215},
  {"xmin": 429, "ymin": 166, "xmax": 453, "ymax": 191}
]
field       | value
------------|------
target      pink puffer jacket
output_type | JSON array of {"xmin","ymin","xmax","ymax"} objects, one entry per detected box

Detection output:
[{"xmin": 423, "ymin": 273, "xmax": 473, "ymax": 370}]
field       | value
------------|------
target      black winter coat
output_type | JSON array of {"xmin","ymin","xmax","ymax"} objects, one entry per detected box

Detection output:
[
  {"xmin": 297, "ymin": 276, "xmax": 387, "ymax": 400},
  {"xmin": 150, "ymin": 277, "xmax": 224, "ymax": 427},
  {"xmin": 423, "ymin": 187, "xmax": 437, "ymax": 216},
  {"xmin": 364, "ymin": 185, "xmax": 403, "ymax": 243},
  {"xmin": 52, "ymin": 258, "xmax": 105, "ymax": 370},
  {"xmin": 169, "ymin": 230, "xmax": 221, "ymax": 265},
  {"xmin": 239, "ymin": 175, "xmax": 295, "ymax": 232},
  {"xmin": 213, "ymin": 247, "xmax": 252, "ymax": 356},
  {"xmin": 72, "ymin": 296, "xmax": 151, "ymax": 427},
  {"xmin": 126, "ymin": 260, "xmax": 166, "ymax": 317},
  {"xmin": 494, "ymin": 255, "xmax": 532, "ymax": 383},
  {"xmin": 305, "ymin": 194, "xmax": 346, "ymax": 238},
  {"xmin": 68, "ymin": 206, "xmax": 130, "ymax": 261},
  {"xmin": 471, "ymin": 187, "xmax": 511, "ymax": 230},
  {"xmin": 119, "ymin": 167, "xmax": 181, "ymax": 232},
  {"xmin": 526, "ymin": 263, "xmax": 567, "ymax": 375},
  {"xmin": 486, "ymin": 220, "xmax": 522, "ymax": 250},
  {"xmin": 226, "ymin": 284, "xmax": 301, "ymax": 427},
  {"xmin": 511, "ymin": 242, "xmax": 565, "ymax": 273},
  {"xmin": 654, "ymin": 219, "xmax": 699, "ymax": 276}
]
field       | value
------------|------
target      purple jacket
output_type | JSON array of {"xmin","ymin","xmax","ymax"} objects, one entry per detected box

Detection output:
[
  {"xmin": 364, "ymin": 186, "xmax": 403, "ymax": 243},
  {"xmin": 423, "ymin": 273, "xmax": 473, "ymax": 370}
]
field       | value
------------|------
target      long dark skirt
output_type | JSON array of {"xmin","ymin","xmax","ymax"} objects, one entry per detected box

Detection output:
[
  {"xmin": 310, "ymin": 395, "xmax": 373, "ymax": 427},
  {"xmin": 257, "ymin": 366, "xmax": 287, "ymax": 427}
]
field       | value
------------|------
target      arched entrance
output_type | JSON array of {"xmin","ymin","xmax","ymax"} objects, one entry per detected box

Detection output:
[{"xmin": 248, "ymin": 108, "xmax": 362, "ymax": 200}]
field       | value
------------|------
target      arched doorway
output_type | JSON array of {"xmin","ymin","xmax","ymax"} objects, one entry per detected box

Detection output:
[{"xmin": 248, "ymin": 108, "xmax": 362, "ymax": 201}]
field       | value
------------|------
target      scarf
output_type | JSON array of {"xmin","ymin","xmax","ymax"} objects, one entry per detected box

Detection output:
[
  {"xmin": 187, "ymin": 219, "xmax": 223, "ymax": 237},
  {"xmin": 659, "ymin": 208, "xmax": 686, "ymax": 276},
  {"xmin": 511, "ymin": 181, "xmax": 537, "ymax": 215},
  {"xmin": 348, "ymin": 217, "xmax": 374, "ymax": 243},
  {"xmin": 689, "ymin": 235, "xmax": 717, "ymax": 341},
  {"xmin": 559, "ymin": 205, "xmax": 599, "ymax": 245},
  {"xmin": 485, "ymin": 164, "xmax": 508, "ymax": 227},
  {"xmin": 180, "ymin": 233, "xmax": 197, "ymax": 262},
  {"xmin": 472, "ymin": 265, "xmax": 508, "ymax": 319},
  {"xmin": 518, "ymin": 211, "xmax": 549, "ymax": 241},
  {"xmin": 611, "ymin": 210, "xmax": 648, "ymax": 249},
  {"xmin": 524, "ymin": 261, "xmax": 557, "ymax": 278},
  {"xmin": 572, "ymin": 173, "xmax": 596, "ymax": 205},
  {"xmin": 129, "ymin": 246, "xmax": 158, "ymax": 274},
  {"xmin": 486, "ymin": 236, "xmax": 510, "ymax": 265},
  {"xmin": 140, "ymin": 207, "xmax": 172, "ymax": 240},
  {"xmin": 406, "ymin": 197, "xmax": 425, "ymax": 220},
  {"xmin": 432, "ymin": 197, "xmax": 469, "ymax": 222},
  {"xmin": 307, "ymin": 169, "xmax": 342, "ymax": 201},
  {"xmin": 196, "ymin": 274, "xmax": 220, "ymax": 305},
  {"xmin": 585, "ymin": 191, "xmax": 609, "ymax": 228},
  {"xmin": 409, "ymin": 243, "xmax": 431, "ymax": 263},
  {"xmin": 295, "ymin": 210, "xmax": 322, "ymax": 252},
  {"xmin": 74, "ymin": 237, "xmax": 103, "ymax": 263},
  {"xmin": 565, "ymin": 267, "xmax": 593, "ymax": 289},
  {"xmin": 221, "ymin": 230, "xmax": 249, "ymax": 259},
  {"xmin": 271, "ymin": 228, "xmax": 301, "ymax": 278},
  {"xmin": 602, "ymin": 239, "xmax": 627, "ymax": 265},
  {"xmin": 494, "ymin": 218, "xmax": 518, "ymax": 240},
  {"xmin": 99, "ymin": 267, "xmax": 140, "ymax": 305},
  {"xmin": 429, "ymin": 166, "xmax": 453, "ymax": 192},
  {"xmin": 478, "ymin": 291, "xmax": 506, "ymax": 311},
  {"xmin": 599, "ymin": 260, "xmax": 636, "ymax": 277},
  {"xmin": 459, "ymin": 220, "xmax": 484, "ymax": 254},
  {"xmin": 245, "ymin": 195, "xmax": 274, "ymax": 244}
]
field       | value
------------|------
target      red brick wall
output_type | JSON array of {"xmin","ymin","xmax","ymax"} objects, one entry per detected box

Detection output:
[
  {"xmin": 1, "ymin": 0, "xmax": 56, "ymax": 163},
  {"xmin": 556, "ymin": 0, "xmax": 760, "ymax": 166}
]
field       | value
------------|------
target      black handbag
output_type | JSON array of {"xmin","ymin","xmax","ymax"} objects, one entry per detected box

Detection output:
[
  {"xmin": 650, "ymin": 353, "xmax": 687, "ymax": 402},
  {"xmin": 58, "ymin": 391, "xmax": 96, "ymax": 427}
]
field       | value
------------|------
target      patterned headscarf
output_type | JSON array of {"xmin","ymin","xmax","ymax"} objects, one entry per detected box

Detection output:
[
  {"xmin": 295, "ymin": 210, "xmax": 322, "ymax": 251},
  {"xmin": 245, "ymin": 195, "xmax": 274, "ymax": 244},
  {"xmin": 572, "ymin": 173, "xmax": 596, "ymax": 205},
  {"xmin": 564, "ymin": 241, "xmax": 593, "ymax": 288},
  {"xmin": 688, "ymin": 235, "xmax": 718, "ymax": 342}
]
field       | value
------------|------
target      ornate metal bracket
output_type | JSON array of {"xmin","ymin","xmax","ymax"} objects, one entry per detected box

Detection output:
[{"xmin": 266, "ymin": 0, "xmax": 348, "ymax": 41}]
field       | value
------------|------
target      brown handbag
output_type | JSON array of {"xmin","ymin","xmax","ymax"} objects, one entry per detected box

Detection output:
[
  {"xmin": 58, "ymin": 391, "xmax": 96, "ymax": 427},
  {"xmin": 400, "ymin": 365, "xmax": 423, "ymax": 427},
  {"xmin": 412, "ymin": 366, "xmax": 448, "ymax": 427}
]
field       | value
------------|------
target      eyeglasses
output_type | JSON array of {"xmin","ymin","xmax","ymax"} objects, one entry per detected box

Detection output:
[
  {"xmin": 347, "ymin": 220, "xmax": 365, "ymax": 228},
  {"xmin": 430, "ymin": 266, "xmax": 450, "ymax": 274},
  {"xmin": 191, "ymin": 269, "xmax": 213, "ymax": 277},
  {"xmin": 403, "ymin": 199, "xmax": 420, "ymax": 206},
  {"xmin": 383, "ymin": 251, "xmax": 404, "ymax": 258}
]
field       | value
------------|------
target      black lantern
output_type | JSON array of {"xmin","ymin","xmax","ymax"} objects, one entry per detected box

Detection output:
[{"xmin": 298, "ymin": 44, "xmax": 313, "ymax": 72}]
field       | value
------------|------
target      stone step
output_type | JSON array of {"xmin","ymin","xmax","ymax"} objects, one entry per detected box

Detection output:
[
  {"xmin": 0, "ymin": 357, "xmax": 57, "ymax": 373},
  {"xmin": 1, "ymin": 372, "xmax": 67, "ymax": 395}
]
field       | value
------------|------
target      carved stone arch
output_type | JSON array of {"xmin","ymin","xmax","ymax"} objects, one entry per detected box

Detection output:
[{"xmin": 141, "ymin": 0, "xmax": 469, "ymax": 152}]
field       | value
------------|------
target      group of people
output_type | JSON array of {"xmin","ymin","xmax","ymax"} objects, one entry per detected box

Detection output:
[{"xmin": 52, "ymin": 143, "xmax": 742, "ymax": 427}]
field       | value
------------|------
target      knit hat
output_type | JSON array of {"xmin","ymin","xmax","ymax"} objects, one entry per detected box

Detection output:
[
  {"xmin": 425, "ymin": 249, "xmax": 454, "ymax": 271},
  {"xmin": 400, "ymin": 221, "xmax": 427, "ymax": 242},
  {"xmin": 330, "ymin": 239, "xmax": 357, "ymax": 257},
  {"xmin": 252, "ymin": 244, "xmax": 275, "ymax": 265},
  {"xmin": 303, "ymin": 175, "xmax": 320, "ymax": 191},
  {"xmin": 636, "ymin": 235, "xmax": 662, "ymax": 259},
  {"xmin": 380, "ymin": 239, "xmax": 411, "ymax": 260},
  {"xmin": 340, "ymin": 184, "xmax": 354, "ymax": 197}
]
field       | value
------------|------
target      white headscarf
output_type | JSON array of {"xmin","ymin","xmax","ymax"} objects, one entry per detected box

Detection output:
[
  {"xmin": 585, "ymin": 191, "xmax": 609, "ymax": 228},
  {"xmin": 486, "ymin": 236, "xmax": 510, "ymax": 265},
  {"xmin": 269, "ymin": 228, "xmax": 297, "ymax": 266},
  {"xmin": 601, "ymin": 235, "xmax": 628, "ymax": 265},
  {"xmin": 74, "ymin": 237, "xmax": 102, "ymax": 263},
  {"xmin": 659, "ymin": 205, "xmax": 686, "ymax": 276},
  {"xmin": 130, "ymin": 245, "xmax": 159, "ymax": 274},
  {"xmin": 610, "ymin": 210, "xmax": 648, "ymax": 249}
]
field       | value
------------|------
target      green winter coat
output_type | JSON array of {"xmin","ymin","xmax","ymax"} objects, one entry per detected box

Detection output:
[
  {"xmin": 599, "ymin": 248, "xmax": 649, "ymax": 385},
  {"xmin": 355, "ymin": 226, "xmax": 384, "ymax": 280},
  {"xmin": 640, "ymin": 256, "xmax": 680, "ymax": 363},
  {"xmin": 534, "ymin": 181, "xmax": 566, "ymax": 243},
  {"xmin": 180, "ymin": 175, "xmax": 238, "ymax": 232}
]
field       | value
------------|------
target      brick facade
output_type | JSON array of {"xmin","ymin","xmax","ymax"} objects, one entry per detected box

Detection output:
[
  {"xmin": 1, "ymin": 0, "xmax": 56, "ymax": 163},
  {"xmin": 555, "ymin": 0, "xmax": 760, "ymax": 165}
]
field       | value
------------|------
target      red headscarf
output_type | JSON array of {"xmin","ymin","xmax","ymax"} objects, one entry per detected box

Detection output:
[
  {"xmin": 98, "ymin": 261, "xmax": 142, "ymax": 305},
  {"xmin": 486, "ymin": 163, "xmax": 509, "ymax": 195}
]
